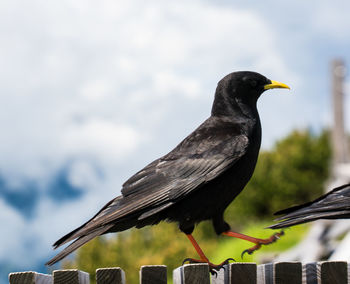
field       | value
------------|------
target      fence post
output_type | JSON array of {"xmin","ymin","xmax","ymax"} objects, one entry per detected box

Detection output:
[
  {"xmin": 140, "ymin": 265, "xmax": 167, "ymax": 284},
  {"xmin": 257, "ymin": 262, "xmax": 273, "ymax": 284},
  {"xmin": 9, "ymin": 271, "xmax": 52, "ymax": 284},
  {"xmin": 96, "ymin": 267, "xmax": 125, "ymax": 284},
  {"xmin": 173, "ymin": 263, "xmax": 210, "ymax": 284},
  {"xmin": 275, "ymin": 262, "xmax": 302, "ymax": 284},
  {"xmin": 53, "ymin": 269, "xmax": 89, "ymax": 284},
  {"xmin": 229, "ymin": 262, "xmax": 257, "ymax": 284},
  {"xmin": 320, "ymin": 261, "xmax": 347, "ymax": 284}
]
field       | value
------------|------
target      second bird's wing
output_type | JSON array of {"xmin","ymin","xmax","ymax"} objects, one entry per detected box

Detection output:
[{"xmin": 269, "ymin": 183, "xmax": 350, "ymax": 229}]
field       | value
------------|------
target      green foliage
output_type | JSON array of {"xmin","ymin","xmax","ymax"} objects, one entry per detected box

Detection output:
[{"xmin": 64, "ymin": 129, "xmax": 331, "ymax": 283}]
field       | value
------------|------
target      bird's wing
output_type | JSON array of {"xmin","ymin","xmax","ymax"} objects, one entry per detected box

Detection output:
[
  {"xmin": 55, "ymin": 119, "xmax": 251, "ymax": 246},
  {"xmin": 97, "ymin": 132, "xmax": 249, "ymax": 225},
  {"xmin": 269, "ymin": 184, "xmax": 350, "ymax": 229}
]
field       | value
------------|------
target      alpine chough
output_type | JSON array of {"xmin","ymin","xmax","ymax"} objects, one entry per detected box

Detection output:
[
  {"xmin": 47, "ymin": 71, "xmax": 290, "ymax": 269},
  {"xmin": 269, "ymin": 183, "xmax": 350, "ymax": 229}
]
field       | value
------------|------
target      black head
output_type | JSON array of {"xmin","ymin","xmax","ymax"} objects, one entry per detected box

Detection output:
[{"xmin": 212, "ymin": 71, "xmax": 289, "ymax": 116}]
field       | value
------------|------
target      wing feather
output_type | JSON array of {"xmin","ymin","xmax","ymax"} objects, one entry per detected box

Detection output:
[
  {"xmin": 85, "ymin": 134, "xmax": 248, "ymax": 227},
  {"xmin": 53, "ymin": 118, "xmax": 251, "ymax": 247}
]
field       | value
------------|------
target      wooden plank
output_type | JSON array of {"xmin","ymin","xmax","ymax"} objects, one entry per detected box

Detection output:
[
  {"xmin": 96, "ymin": 267, "xmax": 125, "ymax": 284},
  {"xmin": 257, "ymin": 263, "xmax": 273, "ymax": 284},
  {"xmin": 256, "ymin": 263, "xmax": 265, "ymax": 284},
  {"xmin": 303, "ymin": 262, "xmax": 319, "ymax": 284},
  {"xmin": 140, "ymin": 265, "xmax": 167, "ymax": 284},
  {"xmin": 230, "ymin": 263, "xmax": 256, "ymax": 284},
  {"xmin": 320, "ymin": 261, "xmax": 347, "ymax": 284},
  {"xmin": 173, "ymin": 264, "xmax": 210, "ymax": 284},
  {"xmin": 275, "ymin": 262, "xmax": 302, "ymax": 284},
  {"xmin": 265, "ymin": 263, "xmax": 273, "ymax": 284},
  {"xmin": 9, "ymin": 271, "xmax": 53, "ymax": 284},
  {"xmin": 173, "ymin": 266, "xmax": 182, "ymax": 284},
  {"xmin": 53, "ymin": 269, "xmax": 89, "ymax": 284}
]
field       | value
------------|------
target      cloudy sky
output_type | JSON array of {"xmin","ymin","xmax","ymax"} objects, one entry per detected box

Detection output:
[{"xmin": 1, "ymin": 0, "xmax": 350, "ymax": 281}]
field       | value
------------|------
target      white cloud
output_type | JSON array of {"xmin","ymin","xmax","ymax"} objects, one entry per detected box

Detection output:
[
  {"xmin": 0, "ymin": 0, "xmax": 295, "ymax": 183},
  {"xmin": 62, "ymin": 118, "xmax": 140, "ymax": 162},
  {"xmin": 78, "ymin": 79, "xmax": 114, "ymax": 102},
  {"xmin": 153, "ymin": 72, "xmax": 202, "ymax": 99}
]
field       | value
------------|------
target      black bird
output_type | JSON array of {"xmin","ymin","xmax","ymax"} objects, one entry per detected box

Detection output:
[
  {"xmin": 269, "ymin": 183, "xmax": 350, "ymax": 229},
  {"xmin": 47, "ymin": 71, "xmax": 289, "ymax": 268}
]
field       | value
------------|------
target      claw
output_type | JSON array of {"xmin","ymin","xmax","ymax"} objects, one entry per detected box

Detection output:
[
  {"xmin": 181, "ymin": 257, "xmax": 235, "ymax": 276},
  {"xmin": 240, "ymin": 231, "xmax": 284, "ymax": 258},
  {"xmin": 241, "ymin": 249, "xmax": 250, "ymax": 259},
  {"xmin": 182, "ymin": 258, "xmax": 194, "ymax": 265},
  {"xmin": 224, "ymin": 257, "xmax": 235, "ymax": 264},
  {"xmin": 241, "ymin": 244, "xmax": 260, "ymax": 258}
]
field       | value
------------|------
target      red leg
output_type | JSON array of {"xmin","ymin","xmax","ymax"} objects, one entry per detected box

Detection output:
[
  {"xmin": 184, "ymin": 234, "xmax": 234, "ymax": 273},
  {"xmin": 222, "ymin": 230, "xmax": 284, "ymax": 257},
  {"xmin": 186, "ymin": 234, "xmax": 210, "ymax": 263}
]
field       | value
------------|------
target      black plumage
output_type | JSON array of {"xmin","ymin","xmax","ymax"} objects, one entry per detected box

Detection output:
[
  {"xmin": 269, "ymin": 183, "xmax": 350, "ymax": 229},
  {"xmin": 47, "ymin": 71, "xmax": 289, "ymax": 266}
]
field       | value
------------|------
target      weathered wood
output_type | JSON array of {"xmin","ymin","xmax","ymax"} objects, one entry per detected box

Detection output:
[
  {"xmin": 229, "ymin": 263, "xmax": 256, "ymax": 284},
  {"xmin": 275, "ymin": 262, "xmax": 302, "ymax": 284},
  {"xmin": 139, "ymin": 265, "xmax": 167, "ymax": 284},
  {"xmin": 173, "ymin": 266, "xmax": 183, "ymax": 284},
  {"xmin": 320, "ymin": 261, "xmax": 347, "ymax": 284},
  {"xmin": 257, "ymin": 263, "xmax": 273, "ymax": 284},
  {"xmin": 53, "ymin": 269, "xmax": 89, "ymax": 284},
  {"xmin": 9, "ymin": 271, "xmax": 53, "ymax": 284},
  {"xmin": 256, "ymin": 264, "xmax": 265, "ymax": 284},
  {"xmin": 96, "ymin": 267, "xmax": 125, "ymax": 284},
  {"xmin": 173, "ymin": 264, "xmax": 210, "ymax": 284}
]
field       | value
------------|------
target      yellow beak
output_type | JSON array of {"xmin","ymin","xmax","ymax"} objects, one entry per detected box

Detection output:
[{"xmin": 264, "ymin": 80, "xmax": 290, "ymax": 90}]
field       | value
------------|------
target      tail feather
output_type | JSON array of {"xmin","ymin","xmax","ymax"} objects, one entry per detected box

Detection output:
[
  {"xmin": 47, "ymin": 193, "xmax": 173, "ymax": 265},
  {"xmin": 52, "ymin": 198, "xmax": 117, "ymax": 249},
  {"xmin": 46, "ymin": 224, "xmax": 113, "ymax": 266},
  {"xmin": 53, "ymin": 222, "xmax": 88, "ymax": 249}
]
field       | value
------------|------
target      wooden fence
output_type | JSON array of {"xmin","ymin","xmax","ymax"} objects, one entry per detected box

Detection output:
[{"xmin": 9, "ymin": 261, "xmax": 350, "ymax": 284}]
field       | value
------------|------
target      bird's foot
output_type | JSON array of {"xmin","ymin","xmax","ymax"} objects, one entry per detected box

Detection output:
[
  {"xmin": 241, "ymin": 231, "xmax": 284, "ymax": 258},
  {"xmin": 182, "ymin": 257, "xmax": 235, "ymax": 275}
]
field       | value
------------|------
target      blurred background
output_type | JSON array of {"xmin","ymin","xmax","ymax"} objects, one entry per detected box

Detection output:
[{"xmin": 1, "ymin": 0, "xmax": 350, "ymax": 283}]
